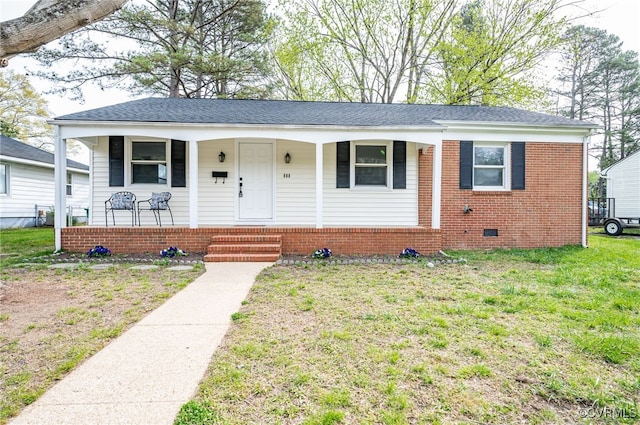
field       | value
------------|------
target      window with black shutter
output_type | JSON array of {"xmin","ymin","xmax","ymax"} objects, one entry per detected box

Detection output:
[{"xmin": 460, "ymin": 141, "xmax": 526, "ymax": 190}]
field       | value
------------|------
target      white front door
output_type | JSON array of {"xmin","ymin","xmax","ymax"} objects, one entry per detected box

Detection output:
[{"xmin": 238, "ymin": 142, "xmax": 273, "ymax": 220}]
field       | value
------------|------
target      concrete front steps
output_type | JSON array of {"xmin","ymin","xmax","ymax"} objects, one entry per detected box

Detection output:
[{"xmin": 204, "ymin": 235, "xmax": 282, "ymax": 262}]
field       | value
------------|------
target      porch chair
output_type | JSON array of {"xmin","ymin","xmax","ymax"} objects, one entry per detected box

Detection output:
[
  {"xmin": 137, "ymin": 192, "xmax": 174, "ymax": 227},
  {"xmin": 105, "ymin": 191, "xmax": 137, "ymax": 226}
]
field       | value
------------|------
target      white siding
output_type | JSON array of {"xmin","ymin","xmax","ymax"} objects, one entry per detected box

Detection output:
[
  {"xmin": 198, "ymin": 140, "xmax": 235, "ymax": 225},
  {"xmin": 275, "ymin": 140, "xmax": 316, "ymax": 225},
  {"xmin": 323, "ymin": 142, "xmax": 418, "ymax": 226},
  {"xmin": 606, "ymin": 152, "xmax": 640, "ymax": 218},
  {"xmin": 90, "ymin": 136, "xmax": 190, "ymax": 226},
  {"xmin": 89, "ymin": 137, "xmax": 420, "ymax": 227}
]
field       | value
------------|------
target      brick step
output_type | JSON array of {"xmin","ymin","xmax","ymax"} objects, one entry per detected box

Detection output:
[
  {"xmin": 207, "ymin": 243, "xmax": 282, "ymax": 254},
  {"xmin": 211, "ymin": 234, "xmax": 282, "ymax": 244},
  {"xmin": 203, "ymin": 253, "xmax": 281, "ymax": 262}
]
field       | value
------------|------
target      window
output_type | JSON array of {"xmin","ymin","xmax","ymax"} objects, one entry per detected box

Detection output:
[
  {"xmin": 131, "ymin": 141, "xmax": 167, "ymax": 184},
  {"xmin": 66, "ymin": 172, "xmax": 73, "ymax": 196},
  {"xmin": 354, "ymin": 143, "xmax": 389, "ymax": 186},
  {"xmin": 336, "ymin": 141, "xmax": 406, "ymax": 189},
  {"xmin": 474, "ymin": 144, "xmax": 507, "ymax": 189},
  {"xmin": 0, "ymin": 164, "xmax": 7, "ymax": 194},
  {"xmin": 459, "ymin": 141, "xmax": 525, "ymax": 191}
]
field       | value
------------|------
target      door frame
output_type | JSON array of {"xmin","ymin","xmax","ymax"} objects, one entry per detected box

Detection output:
[{"xmin": 234, "ymin": 138, "xmax": 276, "ymax": 224}]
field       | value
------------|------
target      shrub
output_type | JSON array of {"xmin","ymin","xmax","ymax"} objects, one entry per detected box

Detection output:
[
  {"xmin": 399, "ymin": 248, "xmax": 420, "ymax": 258},
  {"xmin": 87, "ymin": 245, "xmax": 111, "ymax": 257},
  {"xmin": 313, "ymin": 247, "xmax": 332, "ymax": 259},
  {"xmin": 160, "ymin": 246, "xmax": 186, "ymax": 258}
]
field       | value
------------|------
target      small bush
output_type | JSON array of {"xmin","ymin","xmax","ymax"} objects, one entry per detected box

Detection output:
[
  {"xmin": 160, "ymin": 246, "xmax": 186, "ymax": 258},
  {"xmin": 399, "ymin": 248, "xmax": 420, "ymax": 258},
  {"xmin": 87, "ymin": 245, "xmax": 111, "ymax": 257},
  {"xmin": 313, "ymin": 247, "xmax": 332, "ymax": 259}
]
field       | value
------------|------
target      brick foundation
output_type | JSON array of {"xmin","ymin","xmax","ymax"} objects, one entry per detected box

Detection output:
[{"xmin": 61, "ymin": 226, "xmax": 442, "ymax": 256}]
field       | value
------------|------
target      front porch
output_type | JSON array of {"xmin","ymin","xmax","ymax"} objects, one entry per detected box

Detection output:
[{"xmin": 61, "ymin": 226, "xmax": 443, "ymax": 260}]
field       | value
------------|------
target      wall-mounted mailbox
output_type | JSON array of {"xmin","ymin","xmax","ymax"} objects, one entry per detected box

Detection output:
[{"xmin": 212, "ymin": 171, "xmax": 228, "ymax": 183}]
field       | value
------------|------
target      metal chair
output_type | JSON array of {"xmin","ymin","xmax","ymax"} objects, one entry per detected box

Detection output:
[
  {"xmin": 105, "ymin": 191, "xmax": 136, "ymax": 226},
  {"xmin": 137, "ymin": 192, "xmax": 173, "ymax": 226}
]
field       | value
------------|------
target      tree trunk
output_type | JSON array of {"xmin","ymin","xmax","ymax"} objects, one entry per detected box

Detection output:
[{"xmin": 0, "ymin": 0, "xmax": 129, "ymax": 63}]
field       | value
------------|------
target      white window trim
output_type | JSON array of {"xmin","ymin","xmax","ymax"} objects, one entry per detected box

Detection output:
[
  {"xmin": 0, "ymin": 163, "xmax": 8, "ymax": 196},
  {"xmin": 128, "ymin": 138, "xmax": 170, "ymax": 187},
  {"xmin": 473, "ymin": 142, "xmax": 510, "ymax": 191},
  {"xmin": 350, "ymin": 140, "xmax": 393, "ymax": 190}
]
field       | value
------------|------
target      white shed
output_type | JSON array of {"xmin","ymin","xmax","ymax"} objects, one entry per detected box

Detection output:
[
  {"xmin": 601, "ymin": 150, "xmax": 640, "ymax": 235},
  {"xmin": 603, "ymin": 150, "xmax": 640, "ymax": 217}
]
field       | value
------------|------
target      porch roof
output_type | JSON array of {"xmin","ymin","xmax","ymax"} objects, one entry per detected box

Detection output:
[{"xmin": 54, "ymin": 98, "xmax": 595, "ymax": 129}]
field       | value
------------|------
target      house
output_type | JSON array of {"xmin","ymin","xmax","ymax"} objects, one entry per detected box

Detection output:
[
  {"xmin": 600, "ymin": 150, "xmax": 640, "ymax": 235},
  {"xmin": 0, "ymin": 135, "xmax": 89, "ymax": 229},
  {"xmin": 49, "ymin": 98, "xmax": 596, "ymax": 260}
]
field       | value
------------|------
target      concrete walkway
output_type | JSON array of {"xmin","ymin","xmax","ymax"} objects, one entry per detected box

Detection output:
[{"xmin": 10, "ymin": 262, "xmax": 273, "ymax": 425}]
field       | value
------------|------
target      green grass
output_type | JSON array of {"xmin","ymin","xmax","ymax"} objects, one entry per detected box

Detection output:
[
  {"xmin": 176, "ymin": 235, "xmax": 640, "ymax": 424},
  {"xmin": 0, "ymin": 228, "xmax": 55, "ymax": 267}
]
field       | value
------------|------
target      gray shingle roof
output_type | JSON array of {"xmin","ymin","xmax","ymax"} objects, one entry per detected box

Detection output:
[
  {"xmin": 0, "ymin": 135, "xmax": 89, "ymax": 171},
  {"xmin": 55, "ymin": 97, "xmax": 596, "ymax": 128}
]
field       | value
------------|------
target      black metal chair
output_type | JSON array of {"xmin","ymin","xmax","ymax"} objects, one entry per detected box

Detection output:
[
  {"xmin": 105, "ymin": 191, "xmax": 136, "ymax": 226},
  {"xmin": 137, "ymin": 192, "xmax": 173, "ymax": 227}
]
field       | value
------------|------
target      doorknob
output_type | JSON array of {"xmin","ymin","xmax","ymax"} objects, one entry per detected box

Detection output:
[{"xmin": 239, "ymin": 177, "xmax": 243, "ymax": 198}]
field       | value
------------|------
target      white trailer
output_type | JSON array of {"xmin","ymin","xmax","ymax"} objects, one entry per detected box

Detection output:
[{"xmin": 601, "ymin": 150, "xmax": 640, "ymax": 236}]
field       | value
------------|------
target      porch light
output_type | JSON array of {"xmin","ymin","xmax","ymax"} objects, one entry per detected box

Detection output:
[
  {"xmin": 284, "ymin": 152, "xmax": 291, "ymax": 164},
  {"xmin": 218, "ymin": 151, "xmax": 226, "ymax": 163}
]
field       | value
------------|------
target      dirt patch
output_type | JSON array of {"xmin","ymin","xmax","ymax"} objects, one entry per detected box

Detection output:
[{"xmin": 0, "ymin": 262, "xmax": 204, "ymax": 423}]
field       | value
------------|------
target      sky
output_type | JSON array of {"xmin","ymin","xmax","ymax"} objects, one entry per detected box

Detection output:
[{"xmin": 1, "ymin": 0, "xmax": 638, "ymax": 117}]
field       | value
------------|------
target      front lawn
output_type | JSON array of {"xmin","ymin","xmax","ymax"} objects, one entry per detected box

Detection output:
[{"xmin": 177, "ymin": 235, "xmax": 640, "ymax": 424}]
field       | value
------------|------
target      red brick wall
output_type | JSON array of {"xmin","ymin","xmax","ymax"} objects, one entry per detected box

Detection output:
[
  {"xmin": 61, "ymin": 227, "xmax": 442, "ymax": 256},
  {"xmin": 436, "ymin": 141, "xmax": 584, "ymax": 250}
]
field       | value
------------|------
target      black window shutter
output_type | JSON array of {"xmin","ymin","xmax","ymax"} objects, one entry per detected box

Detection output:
[
  {"xmin": 393, "ymin": 141, "xmax": 406, "ymax": 189},
  {"xmin": 336, "ymin": 141, "xmax": 350, "ymax": 188},
  {"xmin": 459, "ymin": 141, "xmax": 473, "ymax": 189},
  {"xmin": 171, "ymin": 139, "xmax": 186, "ymax": 187},
  {"xmin": 511, "ymin": 142, "xmax": 526, "ymax": 190},
  {"xmin": 109, "ymin": 136, "xmax": 124, "ymax": 187}
]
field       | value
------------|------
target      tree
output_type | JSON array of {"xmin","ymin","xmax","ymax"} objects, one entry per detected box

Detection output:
[
  {"xmin": 31, "ymin": 0, "xmax": 274, "ymax": 100},
  {"xmin": 427, "ymin": 0, "xmax": 566, "ymax": 107},
  {"xmin": 555, "ymin": 25, "xmax": 640, "ymax": 171},
  {"xmin": 0, "ymin": 69, "xmax": 51, "ymax": 145},
  {"xmin": 272, "ymin": 0, "xmax": 457, "ymax": 103},
  {"xmin": 0, "ymin": 0, "xmax": 129, "ymax": 65}
]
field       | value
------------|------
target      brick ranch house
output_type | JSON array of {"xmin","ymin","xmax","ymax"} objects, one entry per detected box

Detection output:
[{"xmin": 50, "ymin": 98, "xmax": 597, "ymax": 261}]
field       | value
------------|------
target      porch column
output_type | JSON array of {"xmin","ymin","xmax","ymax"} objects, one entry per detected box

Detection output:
[
  {"xmin": 189, "ymin": 140, "xmax": 198, "ymax": 228},
  {"xmin": 315, "ymin": 142, "xmax": 323, "ymax": 229},
  {"xmin": 53, "ymin": 126, "xmax": 66, "ymax": 251},
  {"xmin": 432, "ymin": 140, "xmax": 442, "ymax": 229}
]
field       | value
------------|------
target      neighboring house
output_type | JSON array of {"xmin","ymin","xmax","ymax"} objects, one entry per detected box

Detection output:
[
  {"xmin": 0, "ymin": 135, "xmax": 89, "ymax": 229},
  {"xmin": 49, "ymin": 98, "xmax": 596, "ymax": 260}
]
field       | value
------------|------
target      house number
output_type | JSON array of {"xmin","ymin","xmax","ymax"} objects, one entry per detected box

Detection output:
[{"xmin": 283, "ymin": 173, "xmax": 291, "ymax": 178}]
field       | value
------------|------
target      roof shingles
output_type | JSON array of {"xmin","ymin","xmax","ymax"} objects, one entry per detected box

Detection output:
[
  {"xmin": 55, "ymin": 98, "xmax": 595, "ymax": 128},
  {"xmin": 0, "ymin": 135, "xmax": 88, "ymax": 170}
]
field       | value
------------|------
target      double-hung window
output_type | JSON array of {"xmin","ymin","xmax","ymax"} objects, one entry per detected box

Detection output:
[
  {"xmin": 131, "ymin": 141, "xmax": 167, "ymax": 184},
  {"xmin": 66, "ymin": 172, "xmax": 73, "ymax": 196},
  {"xmin": 353, "ymin": 142, "xmax": 390, "ymax": 187},
  {"xmin": 459, "ymin": 141, "xmax": 525, "ymax": 191},
  {"xmin": 0, "ymin": 164, "xmax": 7, "ymax": 195},
  {"xmin": 473, "ymin": 143, "xmax": 509, "ymax": 190}
]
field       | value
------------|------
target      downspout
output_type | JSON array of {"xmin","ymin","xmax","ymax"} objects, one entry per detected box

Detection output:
[{"xmin": 581, "ymin": 133, "xmax": 590, "ymax": 248}]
